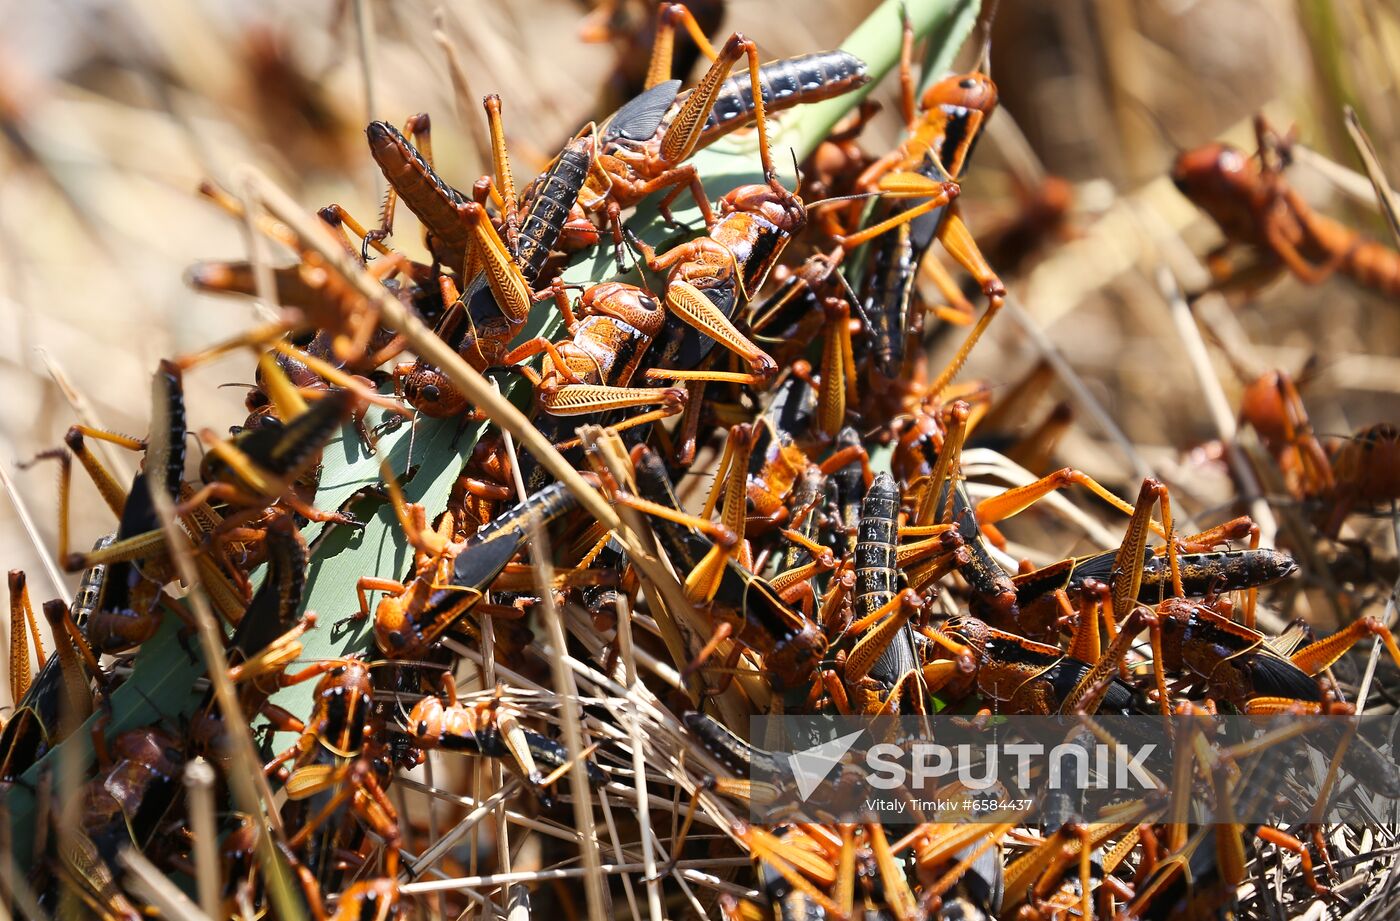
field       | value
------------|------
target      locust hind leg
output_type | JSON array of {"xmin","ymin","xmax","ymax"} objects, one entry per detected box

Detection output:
[
  {"xmin": 482, "ymin": 95, "xmax": 520, "ymax": 253},
  {"xmin": 7, "ymin": 571, "xmax": 46, "ymax": 702},
  {"xmin": 655, "ymin": 281, "xmax": 777, "ymax": 380},
  {"xmin": 1289, "ymin": 616, "xmax": 1400, "ymax": 677},
  {"xmin": 816, "ymin": 296, "xmax": 858, "ymax": 438},
  {"xmin": 645, "ymin": 2, "xmax": 721, "ymax": 90}
]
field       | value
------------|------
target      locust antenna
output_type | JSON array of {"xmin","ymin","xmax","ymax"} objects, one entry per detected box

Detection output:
[{"xmin": 976, "ymin": 0, "xmax": 1001, "ymax": 76}]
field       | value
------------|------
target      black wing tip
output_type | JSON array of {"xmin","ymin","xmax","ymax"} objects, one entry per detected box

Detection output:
[{"xmin": 1247, "ymin": 654, "xmax": 1323, "ymax": 703}]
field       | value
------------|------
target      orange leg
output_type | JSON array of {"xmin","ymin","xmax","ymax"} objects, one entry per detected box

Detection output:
[
  {"xmin": 1110, "ymin": 479, "xmax": 1167, "ymax": 626},
  {"xmin": 355, "ymin": 577, "xmax": 406, "ymax": 619},
  {"xmin": 924, "ymin": 205, "xmax": 1006, "ymax": 399},
  {"xmin": 844, "ymin": 591, "xmax": 921, "ymax": 683},
  {"xmin": 540, "ymin": 383, "xmax": 687, "ymax": 416},
  {"xmin": 896, "ymin": 5, "xmax": 918, "ymax": 131},
  {"xmin": 498, "ymin": 337, "xmax": 584, "ymax": 383},
  {"xmin": 817, "ymin": 296, "xmax": 857, "ymax": 438},
  {"xmin": 552, "ymin": 403, "xmax": 688, "ymax": 452},
  {"xmin": 687, "ymin": 425, "xmax": 754, "ymax": 600},
  {"xmin": 1255, "ymin": 826, "xmax": 1332, "ymax": 897},
  {"xmin": 657, "ymin": 33, "xmax": 758, "ymax": 166},
  {"xmin": 317, "ymin": 204, "xmax": 396, "ymax": 259},
  {"xmin": 7, "ymin": 571, "xmax": 46, "ymax": 702},
  {"xmin": 914, "ymin": 402, "xmax": 969, "ymax": 527},
  {"xmin": 1290, "ymin": 616, "xmax": 1400, "ymax": 677},
  {"xmin": 730, "ymin": 823, "xmax": 843, "ymax": 918},
  {"xmin": 919, "ymin": 257, "xmax": 977, "ymax": 325},
  {"xmin": 975, "ymin": 467, "xmax": 1168, "ymax": 540},
  {"xmin": 482, "ymin": 95, "xmax": 520, "ymax": 253},
  {"xmin": 1059, "ymin": 606, "xmax": 1156, "ymax": 716},
  {"xmin": 662, "ymin": 281, "xmax": 777, "ymax": 379},
  {"xmin": 645, "ymin": 2, "xmax": 720, "ymax": 91},
  {"xmin": 834, "ymin": 171, "xmax": 962, "ymax": 249}
]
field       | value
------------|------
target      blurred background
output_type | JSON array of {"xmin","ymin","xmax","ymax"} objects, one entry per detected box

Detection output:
[{"xmin": 1, "ymin": 0, "xmax": 1397, "ymax": 674}]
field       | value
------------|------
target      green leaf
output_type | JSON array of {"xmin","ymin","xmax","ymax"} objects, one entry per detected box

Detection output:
[
  {"xmin": 4, "ymin": 612, "xmax": 206, "ymax": 868},
  {"xmin": 262, "ymin": 305, "xmax": 562, "ymax": 754}
]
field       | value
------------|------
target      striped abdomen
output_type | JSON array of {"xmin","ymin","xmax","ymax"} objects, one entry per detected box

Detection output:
[
  {"xmin": 854, "ymin": 473, "xmax": 899, "ymax": 621},
  {"xmin": 1031, "ymin": 548, "xmax": 1299, "ymax": 605},
  {"xmin": 855, "ymin": 474, "xmax": 918, "ymax": 687},
  {"xmin": 515, "ymin": 137, "xmax": 591, "ymax": 285},
  {"xmin": 686, "ymin": 51, "xmax": 870, "ymax": 150},
  {"xmin": 857, "ymin": 220, "xmax": 916, "ymax": 376},
  {"xmin": 152, "ymin": 360, "xmax": 187, "ymax": 501}
]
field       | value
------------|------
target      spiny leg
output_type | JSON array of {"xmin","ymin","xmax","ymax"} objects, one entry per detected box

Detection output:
[
  {"xmin": 817, "ymin": 296, "xmax": 858, "ymax": 438},
  {"xmin": 552, "ymin": 404, "xmax": 689, "ymax": 452},
  {"xmin": 8, "ymin": 571, "xmax": 46, "ymax": 702},
  {"xmin": 1111, "ymin": 479, "xmax": 1167, "ymax": 627},
  {"xmin": 316, "ymin": 204, "xmax": 395, "ymax": 260},
  {"xmin": 657, "ymin": 32, "xmax": 757, "ymax": 167},
  {"xmin": 1290, "ymin": 616, "xmax": 1400, "ymax": 677},
  {"xmin": 482, "ymin": 95, "xmax": 520, "ymax": 253},
  {"xmin": 539, "ymin": 384, "xmax": 688, "ymax": 417},
  {"xmin": 659, "ymin": 281, "xmax": 777, "ymax": 380}
]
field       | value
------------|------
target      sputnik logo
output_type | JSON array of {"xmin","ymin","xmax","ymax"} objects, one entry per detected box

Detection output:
[{"xmin": 787, "ymin": 730, "xmax": 865, "ymax": 801}]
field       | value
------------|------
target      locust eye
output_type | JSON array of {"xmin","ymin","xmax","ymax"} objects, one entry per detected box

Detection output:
[
  {"xmin": 422, "ymin": 384, "xmax": 441, "ymax": 402},
  {"xmin": 959, "ymin": 77, "xmax": 977, "ymax": 89}
]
